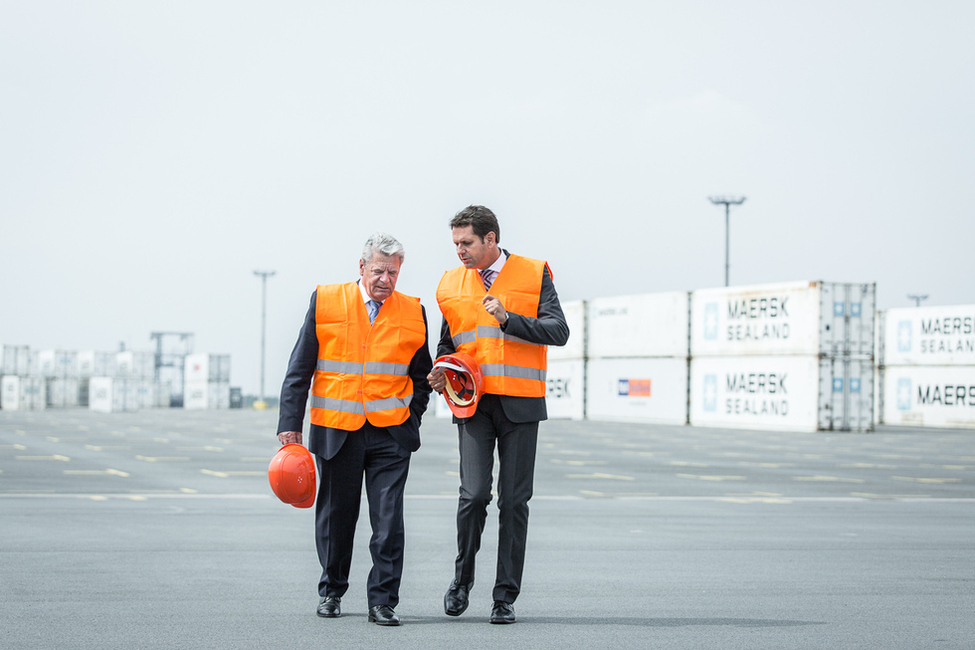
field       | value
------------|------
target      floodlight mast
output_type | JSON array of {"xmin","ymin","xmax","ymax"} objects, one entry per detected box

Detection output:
[
  {"xmin": 708, "ymin": 195, "xmax": 746, "ymax": 287},
  {"xmin": 253, "ymin": 270, "xmax": 277, "ymax": 404}
]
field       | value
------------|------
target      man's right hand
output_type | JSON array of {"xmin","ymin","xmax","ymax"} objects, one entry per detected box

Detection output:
[
  {"xmin": 277, "ymin": 431, "xmax": 302, "ymax": 446},
  {"xmin": 427, "ymin": 368, "xmax": 446, "ymax": 393}
]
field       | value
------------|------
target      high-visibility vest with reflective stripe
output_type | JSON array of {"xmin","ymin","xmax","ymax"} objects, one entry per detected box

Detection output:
[
  {"xmin": 436, "ymin": 254, "xmax": 548, "ymax": 398},
  {"xmin": 311, "ymin": 283, "xmax": 425, "ymax": 431}
]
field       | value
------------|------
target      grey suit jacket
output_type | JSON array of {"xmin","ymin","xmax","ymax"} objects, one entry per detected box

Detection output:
[
  {"xmin": 436, "ymin": 251, "xmax": 569, "ymax": 423},
  {"xmin": 278, "ymin": 289, "xmax": 433, "ymax": 460}
]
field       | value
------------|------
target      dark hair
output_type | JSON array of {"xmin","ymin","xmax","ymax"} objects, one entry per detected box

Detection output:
[{"xmin": 450, "ymin": 205, "xmax": 500, "ymax": 244}]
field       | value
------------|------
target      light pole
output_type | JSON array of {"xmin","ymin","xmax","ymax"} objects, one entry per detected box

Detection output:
[
  {"xmin": 708, "ymin": 195, "xmax": 746, "ymax": 287},
  {"xmin": 907, "ymin": 294, "xmax": 929, "ymax": 307},
  {"xmin": 253, "ymin": 270, "xmax": 276, "ymax": 406}
]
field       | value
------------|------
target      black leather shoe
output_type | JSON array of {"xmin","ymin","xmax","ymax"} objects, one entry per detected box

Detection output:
[
  {"xmin": 368, "ymin": 605, "xmax": 400, "ymax": 626},
  {"xmin": 317, "ymin": 596, "xmax": 341, "ymax": 618},
  {"xmin": 444, "ymin": 580, "xmax": 472, "ymax": 616},
  {"xmin": 490, "ymin": 601, "xmax": 515, "ymax": 624}
]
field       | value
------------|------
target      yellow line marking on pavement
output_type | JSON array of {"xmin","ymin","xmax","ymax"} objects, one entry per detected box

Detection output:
[
  {"xmin": 84, "ymin": 445, "xmax": 132, "ymax": 451},
  {"xmin": 136, "ymin": 456, "xmax": 190, "ymax": 462},
  {"xmin": 727, "ymin": 492, "xmax": 783, "ymax": 497},
  {"xmin": 567, "ymin": 473, "xmax": 635, "ymax": 481},
  {"xmin": 64, "ymin": 469, "xmax": 130, "ymax": 477},
  {"xmin": 46, "ymin": 437, "xmax": 60, "ymax": 442},
  {"xmin": 794, "ymin": 476, "xmax": 865, "ymax": 483},
  {"xmin": 88, "ymin": 495, "xmax": 109, "ymax": 501},
  {"xmin": 200, "ymin": 470, "xmax": 266, "ymax": 478},
  {"xmin": 738, "ymin": 462, "xmax": 794, "ymax": 468},
  {"xmin": 919, "ymin": 464, "xmax": 970, "ymax": 470},
  {"xmin": 720, "ymin": 497, "xmax": 792, "ymax": 504},
  {"xmin": 177, "ymin": 446, "xmax": 224, "ymax": 452},
  {"xmin": 677, "ymin": 474, "xmax": 747, "ymax": 481},
  {"xmin": 839, "ymin": 463, "xmax": 899, "ymax": 469},
  {"xmin": 16, "ymin": 455, "xmax": 70, "ymax": 461},
  {"xmin": 0, "ymin": 444, "xmax": 27, "ymax": 450},
  {"xmin": 891, "ymin": 476, "xmax": 961, "ymax": 484},
  {"xmin": 670, "ymin": 461, "xmax": 709, "ymax": 467},
  {"xmin": 549, "ymin": 459, "xmax": 608, "ymax": 466},
  {"xmin": 851, "ymin": 492, "xmax": 931, "ymax": 499}
]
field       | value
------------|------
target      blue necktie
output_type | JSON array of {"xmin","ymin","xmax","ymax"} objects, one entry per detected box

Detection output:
[{"xmin": 366, "ymin": 300, "xmax": 380, "ymax": 325}]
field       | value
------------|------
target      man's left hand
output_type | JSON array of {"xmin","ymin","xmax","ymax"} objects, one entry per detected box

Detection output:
[{"xmin": 482, "ymin": 294, "xmax": 508, "ymax": 326}]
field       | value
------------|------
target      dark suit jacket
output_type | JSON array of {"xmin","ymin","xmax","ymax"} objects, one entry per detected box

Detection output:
[
  {"xmin": 437, "ymin": 251, "xmax": 569, "ymax": 424},
  {"xmin": 278, "ymin": 289, "xmax": 434, "ymax": 460}
]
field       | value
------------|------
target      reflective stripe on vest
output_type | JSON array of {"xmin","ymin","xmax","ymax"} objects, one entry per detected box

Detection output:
[
  {"xmin": 436, "ymin": 254, "xmax": 548, "ymax": 398},
  {"xmin": 310, "ymin": 283, "xmax": 425, "ymax": 430}
]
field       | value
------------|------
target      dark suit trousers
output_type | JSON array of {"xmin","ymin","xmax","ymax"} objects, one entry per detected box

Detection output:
[
  {"xmin": 454, "ymin": 394, "xmax": 538, "ymax": 604},
  {"xmin": 315, "ymin": 422, "xmax": 411, "ymax": 608}
]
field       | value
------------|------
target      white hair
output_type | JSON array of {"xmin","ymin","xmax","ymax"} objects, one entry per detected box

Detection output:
[{"xmin": 361, "ymin": 232, "xmax": 405, "ymax": 264}]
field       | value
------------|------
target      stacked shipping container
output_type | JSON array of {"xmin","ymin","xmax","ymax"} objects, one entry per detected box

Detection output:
[
  {"xmin": 877, "ymin": 305, "xmax": 975, "ymax": 428},
  {"xmin": 584, "ymin": 292, "xmax": 689, "ymax": 424},
  {"xmin": 688, "ymin": 281, "xmax": 875, "ymax": 432}
]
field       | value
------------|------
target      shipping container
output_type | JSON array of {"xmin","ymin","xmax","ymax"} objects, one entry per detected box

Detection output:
[
  {"xmin": 89, "ymin": 377, "xmax": 132, "ymax": 413},
  {"xmin": 46, "ymin": 378, "xmax": 80, "ymax": 408},
  {"xmin": 689, "ymin": 355, "xmax": 873, "ymax": 432},
  {"xmin": 690, "ymin": 281, "xmax": 875, "ymax": 357},
  {"xmin": 2, "ymin": 345, "xmax": 31, "ymax": 376},
  {"xmin": 37, "ymin": 350, "xmax": 78, "ymax": 378},
  {"xmin": 587, "ymin": 292, "xmax": 689, "ymax": 359},
  {"xmin": 878, "ymin": 304, "xmax": 975, "ymax": 367},
  {"xmin": 184, "ymin": 354, "xmax": 231, "ymax": 383},
  {"xmin": 116, "ymin": 351, "xmax": 155, "ymax": 380},
  {"xmin": 1, "ymin": 376, "xmax": 46, "ymax": 411},
  {"xmin": 184, "ymin": 380, "xmax": 230, "ymax": 409},
  {"xmin": 585, "ymin": 357, "xmax": 688, "ymax": 425},
  {"xmin": 78, "ymin": 351, "xmax": 115, "ymax": 378},
  {"xmin": 546, "ymin": 358, "xmax": 585, "ymax": 420},
  {"xmin": 880, "ymin": 365, "xmax": 975, "ymax": 429},
  {"xmin": 548, "ymin": 300, "xmax": 586, "ymax": 361}
]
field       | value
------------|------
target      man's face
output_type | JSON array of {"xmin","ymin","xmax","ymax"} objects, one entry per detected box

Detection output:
[
  {"xmin": 359, "ymin": 254, "xmax": 401, "ymax": 301},
  {"xmin": 452, "ymin": 225, "xmax": 497, "ymax": 270}
]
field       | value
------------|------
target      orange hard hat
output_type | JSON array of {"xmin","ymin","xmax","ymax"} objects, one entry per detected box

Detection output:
[
  {"xmin": 268, "ymin": 444, "xmax": 316, "ymax": 508},
  {"xmin": 433, "ymin": 352, "xmax": 483, "ymax": 419}
]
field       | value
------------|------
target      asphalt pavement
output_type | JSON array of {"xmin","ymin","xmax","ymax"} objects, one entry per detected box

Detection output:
[{"xmin": 1, "ymin": 408, "xmax": 973, "ymax": 649}]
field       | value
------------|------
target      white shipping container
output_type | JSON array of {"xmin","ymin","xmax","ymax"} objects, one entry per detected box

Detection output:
[
  {"xmin": 879, "ymin": 304, "xmax": 975, "ymax": 367},
  {"xmin": 89, "ymin": 377, "xmax": 130, "ymax": 413},
  {"xmin": 546, "ymin": 358, "xmax": 585, "ymax": 420},
  {"xmin": 78, "ymin": 351, "xmax": 115, "ymax": 378},
  {"xmin": 817, "ymin": 357, "xmax": 874, "ymax": 432},
  {"xmin": 585, "ymin": 357, "xmax": 688, "ymax": 425},
  {"xmin": 46, "ymin": 378, "xmax": 80, "ymax": 408},
  {"xmin": 690, "ymin": 281, "xmax": 875, "ymax": 357},
  {"xmin": 689, "ymin": 355, "xmax": 873, "ymax": 432},
  {"xmin": 185, "ymin": 354, "xmax": 231, "ymax": 383},
  {"xmin": 2, "ymin": 375, "xmax": 47, "ymax": 410},
  {"xmin": 547, "ymin": 300, "xmax": 586, "ymax": 361},
  {"xmin": 2, "ymin": 345, "xmax": 31, "ymax": 376},
  {"xmin": 37, "ymin": 350, "xmax": 78, "ymax": 378},
  {"xmin": 588, "ymin": 292, "xmax": 689, "ymax": 359},
  {"xmin": 881, "ymin": 365, "xmax": 975, "ymax": 429},
  {"xmin": 116, "ymin": 351, "xmax": 155, "ymax": 380},
  {"xmin": 184, "ymin": 380, "xmax": 230, "ymax": 409}
]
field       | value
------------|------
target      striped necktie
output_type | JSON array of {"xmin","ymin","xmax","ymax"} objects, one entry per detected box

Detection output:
[
  {"xmin": 480, "ymin": 269, "xmax": 497, "ymax": 290},
  {"xmin": 366, "ymin": 300, "xmax": 380, "ymax": 325}
]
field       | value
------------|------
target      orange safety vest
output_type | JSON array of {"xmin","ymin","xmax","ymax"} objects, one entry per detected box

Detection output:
[
  {"xmin": 310, "ymin": 283, "xmax": 426, "ymax": 431},
  {"xmin": 436, "ymin": 254, "xmax": 548, "ymax": 398}
]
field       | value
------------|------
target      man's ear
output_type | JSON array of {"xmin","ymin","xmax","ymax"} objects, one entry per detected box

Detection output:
[{"xmin": 485, "ymin": 232, "xmax": 496, "ymax": 247}]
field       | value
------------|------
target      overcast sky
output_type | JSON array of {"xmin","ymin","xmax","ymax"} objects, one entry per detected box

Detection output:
[{"xmin": 2, "ymin": 1, "xmax": 973, "ymax": 397}]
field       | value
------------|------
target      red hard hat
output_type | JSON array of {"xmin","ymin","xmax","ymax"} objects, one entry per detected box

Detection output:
[
  {"xmin": 433, "ymin": 352, "xmax": 483, "ymax": 419},
  {"xmin": 268, "ymin": 444, "xmax": 316, "ymax": 509}
]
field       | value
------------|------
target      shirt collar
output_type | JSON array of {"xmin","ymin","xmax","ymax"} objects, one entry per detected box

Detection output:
[
  {"xmin": 483, "ymin": 250, "xmax": 507, "ymax": 275},
  {"xmin": 357, "ymin": 279, "xmax": 383, "ymax": 305}
]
